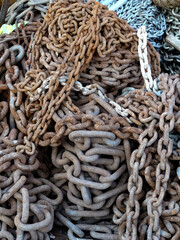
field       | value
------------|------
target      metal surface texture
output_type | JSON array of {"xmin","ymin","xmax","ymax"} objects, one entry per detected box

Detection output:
[{"xmin": 0, "ymin": 0, "xmax": 179, "ymax": 239}]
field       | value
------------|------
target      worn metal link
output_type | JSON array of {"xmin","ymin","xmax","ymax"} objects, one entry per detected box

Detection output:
[
  {"xmin": 116, "ymin": 73, "xmax": 180, "ymax": 239},
  {"xmin": 0, "ymin": 10, "xmax": 63, "ymax": 239}
]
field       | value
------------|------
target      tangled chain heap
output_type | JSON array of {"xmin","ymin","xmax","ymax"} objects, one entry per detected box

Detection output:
[
  {"xmin": 15, "ymin": 0, "xmax": 160, "ymax": 152},
  {"xmin": 0, "ymin": 0, "xmax": 179, "ymax": 239},
  {"xmin": 0, "ymin": 15, "xmax": 63, "ymax": 239},
  {"xmin": 160, "ymin": 7, "xmax": 180, "ymax": 75},
  {"xmin": 107, "ymin": 0, "xmax": 167, "ymax": 50},
  {"xmin": 6, "ymin": 0, "xmax": 54, "ymax": 24}
]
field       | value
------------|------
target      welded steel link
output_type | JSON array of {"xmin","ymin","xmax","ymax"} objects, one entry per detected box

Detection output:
[
  {"xmin": 0, "ymin": 18, "xmax": 41, "ymax": 138},
  {"xmin": 80, "ymin": 52, "xmax": 143, "ymax": 91},
  {"xmin": 15, "ymin": 0, "xmax": 160, "ymax": 154},
  {"xmin": 58, "ymin": 76, "xmax": 134, "ymax": 123},
  {"xmin": 0, "ymin": 13, "xmax": 64, "ymax": 239},
  {"xmin": 0, "ymin": 134, "xmax": 62, "ymax": 238},
  {"xmin": 0, "ymin": 113, "xmax": 63, "ymax": 237},
  {"xmin": 0, "ymin": 0, "xmax": 10, "ymax": 27},
  {"xmin": 0, "ymin": 128, "xmax": 63, "ymax": 238},
  {"xmin": 66, "ymin": 223, "xmax": 119, "ymax": 240},
  {"xmin": 153, "ymin": 0, "xmax": 180, "ymax": 8},
  {"xmin": 0, "ymin": 1, "xmax": 179, "ymax": 239},
  {"xmin": 117, "ymin": 0, "xmax": 166, "ymax": 50},
  {"xmin": 125, "ymin": 116, "xmax": 158, "ymax": 238}
]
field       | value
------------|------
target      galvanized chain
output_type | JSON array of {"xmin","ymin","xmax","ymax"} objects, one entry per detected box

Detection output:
[
  {"xmin": 58, "ymin": 76, "xmax": 133, "ymax": 122},
  {"xmin": 105, "ymin": 0, "xmax": 166, "ymax": 50},
  {"xmin": 160, "ymin": 7, "xmax": 180, "ymax": 74}
]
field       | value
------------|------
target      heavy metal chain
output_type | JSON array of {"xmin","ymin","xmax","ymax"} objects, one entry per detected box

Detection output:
[
  {"xmin": 15, "ymin": 0, "xmax": 160, "ymax": 154},
  {"xmin": 137, "ymin": 26, "xmax": 154, "ymax": 91},
  {"xmin": 115, "ymin": 73, "xmax": 180, "ymax": 239},
  {"xmin": 145, "ymin": 74, "xmax": 178, "ymax": 239},
  {"xmin": 0, "ymin": 14, "xmax": 63, "ymax": 239},
  {"xmin": 120, "ymin": 24, "xmax": 180, "ymax": 239},
  {"xmin": 0, "ymin": 0, "xmax": 179, "ymax": 239}
]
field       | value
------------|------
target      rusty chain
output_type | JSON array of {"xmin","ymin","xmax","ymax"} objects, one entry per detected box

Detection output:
[
  {"xmin": 0, "ymin": 0, "xmax": 179, "ymax": 239},
  {"xmin": 14, "ymin": 0, "xmax": 160, "ymax": 154}
]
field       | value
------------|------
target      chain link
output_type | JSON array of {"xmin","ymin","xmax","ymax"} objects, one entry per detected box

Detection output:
[
  {"xmin": 137, "ymin": 26, "xmax": 154, "ymax": 91},
  {"xmin": 115, "ymin": 0, "xmax": 166, "ymax": 50}
]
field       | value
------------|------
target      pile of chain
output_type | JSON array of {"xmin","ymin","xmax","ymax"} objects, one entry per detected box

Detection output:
[
  {"xmin": 49, "ymin": 73, "xmax": 180, "ymax": 239},
  {"xmin": 15, "ymin": 0, "xmax": 160, "ymax": 152},
  {"xmin": 0, "ymin": 12, "xmax": 64, "ymax": 239},
  {"xmin": 96, "ymin": 0, "xmax": 167, "ymax": 50},
  {"xmin": 5, "ymin": 0, "xmax": 54, "ymax": 24},
  {"xmin": 0, "ymin": 0, "xmax": 179, "ymax": 239},
  {"xmin": 160, "ymin": 7, "xmax": 180, "ymax": 75}
]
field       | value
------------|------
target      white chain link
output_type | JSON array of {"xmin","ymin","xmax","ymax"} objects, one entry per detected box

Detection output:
[{"xmin": 137, "ymin": 26, "xmax": 154, "ymax": 91}]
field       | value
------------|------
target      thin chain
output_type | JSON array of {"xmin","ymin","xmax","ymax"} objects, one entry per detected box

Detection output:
[{"xmin": 116, "ymin": 0, "xmax": 166, "ymax": 50}]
